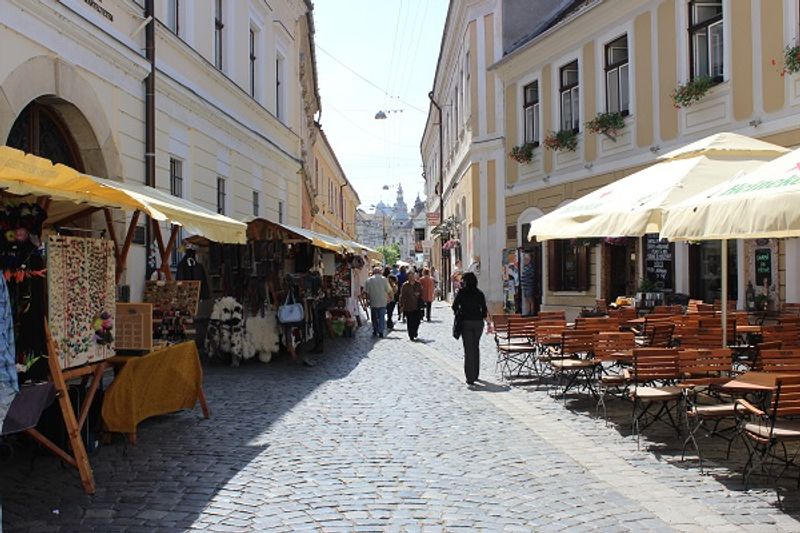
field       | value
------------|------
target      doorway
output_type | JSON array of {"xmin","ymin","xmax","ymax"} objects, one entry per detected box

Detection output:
[
  {"xmin": 689, "ymin": 240, "xmax": 738, "ymax": 303},
  {"xmin": 520, "ymin": 222, "xmax": 542, "ymax": 316}
]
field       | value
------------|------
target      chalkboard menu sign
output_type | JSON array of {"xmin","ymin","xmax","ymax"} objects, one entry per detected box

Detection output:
[
  {"xmin": 754, "ymin": 248, "xmax": 772, "ymax": 286},
  {"xmin": 645, "ymin": 234, "xmax": 673, "ymax": 289}
]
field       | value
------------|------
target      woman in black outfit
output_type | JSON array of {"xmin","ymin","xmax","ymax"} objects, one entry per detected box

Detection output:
[{"xmin": 452, "ymin": 272, "xmax": 488, "ymax": 385}]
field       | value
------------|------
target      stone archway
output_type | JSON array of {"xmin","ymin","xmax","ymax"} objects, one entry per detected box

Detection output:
[{"xmin": 0, "ymin": 56, "xmax": 121, "ymax": 180}]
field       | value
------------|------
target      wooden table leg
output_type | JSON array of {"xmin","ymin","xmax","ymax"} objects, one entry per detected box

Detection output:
[{"xmin": 198, "ymin": 386, "xmax": 210, "ymax": 419}]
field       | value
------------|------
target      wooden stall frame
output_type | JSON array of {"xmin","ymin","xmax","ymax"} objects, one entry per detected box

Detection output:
[{"xmin": 21, "ymin": 321, "xmax": 107, "ymax": 495}]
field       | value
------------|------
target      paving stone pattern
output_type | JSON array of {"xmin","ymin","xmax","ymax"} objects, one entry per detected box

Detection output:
[{"xmin": 2, "ymin": 302, "xmax": 800, "ymax": 532}]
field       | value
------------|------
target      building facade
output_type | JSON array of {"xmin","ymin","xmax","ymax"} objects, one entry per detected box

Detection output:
[
  {"xmin": 494, "ymin": 0, "xmax": 800, "ymax": 314},
  {"xmin": 1, "ymin": 0, "xmax": 318, "ymax": 298},
  {"xmin": 422, "ymin": 0, "xmax": 547, "ymax": 307},
  {"xmin": 308, "ymin": 122, "xmax": 360, "ymax": 240},
  {"xmin": 426, "ymin": 0, "xmax": 800, "ymax": 313}
]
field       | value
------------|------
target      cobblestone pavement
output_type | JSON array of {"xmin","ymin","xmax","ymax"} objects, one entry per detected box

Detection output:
[{"xmin": 3, "ymin": 302, "xmax": 800, "ymax": 532}]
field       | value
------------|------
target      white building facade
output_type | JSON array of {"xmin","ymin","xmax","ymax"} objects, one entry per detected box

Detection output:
[{"xmin": 0, "ymin": 0, "xmax": 318, "ymax": 298}]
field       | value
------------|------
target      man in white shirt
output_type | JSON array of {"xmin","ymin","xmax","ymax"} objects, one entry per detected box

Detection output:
[{"xmin": 363, "ymin": 267, "xmax": 393, "ymax": 337}]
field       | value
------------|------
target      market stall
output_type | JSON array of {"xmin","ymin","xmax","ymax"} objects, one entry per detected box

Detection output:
[
  {"xmin": 0, "ymin": 145, "xmax": 245, "ymax": 494},
  {"xmin": 198, "ymin": 218, "xmax": 379, "ymax": 364}
]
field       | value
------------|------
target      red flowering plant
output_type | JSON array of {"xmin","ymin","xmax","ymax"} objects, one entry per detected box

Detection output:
[
  {"xmin": 543, "ymin": 129, "xmax": 578, "ymax": 152},
  {"xmin": 672, "ymin": 76, "xmax": 714, "ymax": 109},
  {"xmin": 585, "ymin": 112, "xmax": 626, "ymax": 142},
  {"xmin": 778, "ymin": 44, "xmax": 800, "ymax": 77},
  {"xmin": 509, "ymin": 142, "xmax": 536, "ymax": 164}
]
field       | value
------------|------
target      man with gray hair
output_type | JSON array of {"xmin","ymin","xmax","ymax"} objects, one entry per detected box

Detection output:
[{"xmin": 363, "ymin": 266, "xmax": 393, "ymax": 337}]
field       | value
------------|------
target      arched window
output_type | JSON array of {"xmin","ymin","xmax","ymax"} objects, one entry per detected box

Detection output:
[{"xmin": 6, "ymin": 100, "xmax": 84, "ymax": 171}]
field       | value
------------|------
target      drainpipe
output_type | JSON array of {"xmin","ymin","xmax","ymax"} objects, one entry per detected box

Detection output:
[
  {"xmin": 144, "ymin": 0, "xmax": 156, "ymax": 278},
  {"xmin": 428, "ymin": 91, "xmax": 445, "ymax": 298}
]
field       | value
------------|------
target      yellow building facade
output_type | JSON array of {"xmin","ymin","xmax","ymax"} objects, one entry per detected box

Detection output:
[
  {"xmin": 310, "ymin": 123, "xmax": 360, "ymax": 240},
  {"xmin": 494, "ymin": 0, "xmax": 800, "ymax": 315}
]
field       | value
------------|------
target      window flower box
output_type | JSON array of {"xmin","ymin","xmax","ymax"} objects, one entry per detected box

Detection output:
[{"xmin": 543, "ymin": 129, "xmax": 578, "ymax": 152}]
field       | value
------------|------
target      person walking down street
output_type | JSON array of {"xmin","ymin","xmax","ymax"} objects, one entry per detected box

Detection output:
[
  {"xmin": 431, "ymin": 266, "xmax": 441, "ymax": 301},
  {"xmin": 399, "ymin": 271, "xmax": 424, "ymax": 341},
  {"xmin": 419, "ymin": 268, "xmax": 435, "ymax": 322},
  {"xmin": 452, "ymin": 272, "xmax": 488, "ymax": 385},
  {"xmin": 364, "ymin": 267, "xmax": 393, "ymax": 338},
  {"xmin": 386, "ymin": 274, "xmax": 399, "ymax": 330},
  {"xmin": 397, "ymin": 265, "xmax": 408, "ymax": 322}
]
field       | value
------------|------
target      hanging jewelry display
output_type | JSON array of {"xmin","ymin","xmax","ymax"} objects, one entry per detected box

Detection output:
[{"xmin": 47, "ymin": 235, "xmax": 116, "ymax": 368}]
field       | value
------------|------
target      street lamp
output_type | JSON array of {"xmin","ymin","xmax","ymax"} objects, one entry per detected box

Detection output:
[{"xmin": 374, "ymin": 109, "xmax": 403, "ymax": 120}]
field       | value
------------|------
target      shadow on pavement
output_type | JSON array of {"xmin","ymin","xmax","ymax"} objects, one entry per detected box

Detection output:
[{"xmin": 0, "ymin": 330, "xmax": 372, "ymax": 532}]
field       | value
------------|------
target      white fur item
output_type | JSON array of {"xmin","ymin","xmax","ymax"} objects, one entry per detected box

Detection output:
[{"xmin": 246, "ymin": 310, "xmax": 280, "ymax": 363}]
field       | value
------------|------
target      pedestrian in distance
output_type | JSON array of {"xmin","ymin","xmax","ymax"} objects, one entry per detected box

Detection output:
[
  {"xmin": 397, "ymin": 265, "xmax": 408, "ymax": 322},
  {"xmin": 364, "ymin": 267, "xmax": 393, "ymax": 338},
  {"xmin": 419, "ymin": 267, "xmax": 435, "ymax": 322},
  {"xmin": 452, "ymin": 272, "xmax": 488, "ymax": 385},
  {"xmin": 382, "ymin": 266, "xmax": 394, "ymax": 325},
  {"xmin": 386, "ymin": 274, "xmax": 399, "ymax": 330},
  {"xmin": 399, "ymin": 271, "xmax": 424, "ymax": 341}
]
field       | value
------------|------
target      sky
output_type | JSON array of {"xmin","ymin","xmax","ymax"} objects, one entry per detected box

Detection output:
[{"xmin": 313, "ymin": 0, "xmax": 449, "ymax": 213}]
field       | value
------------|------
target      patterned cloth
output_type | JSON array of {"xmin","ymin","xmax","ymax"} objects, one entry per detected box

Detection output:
[{"xmin": 0, "ymin": 276, "xmax": 17, "ymax": 394}]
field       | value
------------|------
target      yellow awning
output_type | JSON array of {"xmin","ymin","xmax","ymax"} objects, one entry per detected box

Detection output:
[
  {"xmin": 0, "ymin": 146, "xmax": 145, "ymax": 212},
  {"xmin": 0, "ymin": 146, "xmax": 247, "ymax": 244},
  {"xmin": 95, "ymin": 178, "xmax": 246, "ymax": 244}
]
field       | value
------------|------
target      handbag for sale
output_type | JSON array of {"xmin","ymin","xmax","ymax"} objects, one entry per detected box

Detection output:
[
  {"xmin": 452, "ymin": 311, "xmax": 463, "ymax": 340},
  {"xmin": 277, "ymin": 291, "xmax": 304, "ymax": 325}
]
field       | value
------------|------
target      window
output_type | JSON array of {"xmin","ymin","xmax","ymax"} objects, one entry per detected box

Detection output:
[
  {"xmin": 548, "ymin": 240, "xmax": 590, "ymax": 292},
  {"xmin": 465, "ymin": 52, "xmax": 471, "ymax": 119},
  {"xmin": 214, "ymin": 0, "xmax": 224, "ymax": 70},
  {"xmin": 169, "ymin": 158, "xmax": 183, "ymax": 267},
  {"xmin": 252, "ymin": 190, "xmax": 259, "ymax": 217},
  {"xmin": 605, "ymin": 35, "xmax": 629, "ymax": 115},
  {"xmin": 523, "ymin": 81, "xmax": 540, "ymax": 145},
  {"xmin": 276, "ymin": 53, "xmax": 285, "ymax": 120},
  {"xmin": 249, "ymin": 28, "xmax": 257, "ymax": 98},
  {"xmin": 166, "ymin": 0, "xmax": 179, "ymax": 35},
  {"xmin": 278, "ymin": 200, "xmax": 284, "ymax": 223},
  {"xmin": 454, "ymin": 84, "xmax": 459, "ymax": 138},
  {"xmin": 314, "ymin": 158, "xmax": 319, "ymax": 191},
  {"xmin": 559, "ymin": 60, "xmax": 580, "ymax": 132},
  {"xmin": 689, "ymin": 1, "xmax": 723, "ymax": 81},
  {"xmin": 216, "ymin": 177, "xmax": 226, "ymax": 215},
  {"xmin": 169, "ymin": 158, "xmax": 183, "ymax": 198}
]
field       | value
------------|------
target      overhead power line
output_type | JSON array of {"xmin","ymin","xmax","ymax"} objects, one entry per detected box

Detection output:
[{"xmin": 316, "ymin": 44, "xmax": 427, "ymax": 114}]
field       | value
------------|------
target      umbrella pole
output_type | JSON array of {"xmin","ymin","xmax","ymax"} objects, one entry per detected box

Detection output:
[{"xmin": 721, "ymin": 239, "xmax": 728, "ymax": 348}]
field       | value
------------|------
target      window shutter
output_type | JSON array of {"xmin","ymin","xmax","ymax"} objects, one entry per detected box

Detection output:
[
  {"xmin": 577, "ymin": 244, "xmax": 591, "ymax": 292},
  {"xmin": 548, "ymin": 240, "xmax": 560, "ymax": 292}
]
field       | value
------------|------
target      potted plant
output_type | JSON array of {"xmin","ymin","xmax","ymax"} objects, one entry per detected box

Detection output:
[
  {"xmin": 543, "ymin": 129, "xmax": 579, "ymax": 152},
  {"xmin": 755, "ymin": 293, "xmax": 772, "ymax": 312},
  {"xmin": 585, "ymin": 112, "xmax": 626, "ymax": 141},
  {"xmin": 779, "ymin": 44, "xmax": 800, "ymax": 76},
  {"xmin": 672, "ymin": 76, "xmax": 715, "ymax": 109},
  {"xmin": 509, "ymin": 142, "xmax": 536, "ymax": 164}
]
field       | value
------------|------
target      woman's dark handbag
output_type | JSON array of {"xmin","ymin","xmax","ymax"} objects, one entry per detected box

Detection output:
[{"xmin": 452, "ymin": 312, "xmax": 463, "ymax": 340}]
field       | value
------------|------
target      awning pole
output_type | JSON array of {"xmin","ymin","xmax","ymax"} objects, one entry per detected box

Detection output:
[{"xmin": 721, "ymin": 239, "xmax": 728, "ymax": 348}]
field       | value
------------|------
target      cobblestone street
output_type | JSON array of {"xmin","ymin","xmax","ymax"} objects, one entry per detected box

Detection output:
[{"xmin": 3, "ymin": 302, "xmax": 800, "ymax": 532}]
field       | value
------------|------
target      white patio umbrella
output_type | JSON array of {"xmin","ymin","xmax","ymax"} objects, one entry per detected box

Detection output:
[
  {"xmin": 661, "ymin": 147, "xmax": 800, "ymax": 345},
  {"xmin": 527, "ymin": 132, "xmax": 788, "ymax": 348},
  {"xmin": 527, "ymin": 132, "xmax": 787, "ymax": 242}
]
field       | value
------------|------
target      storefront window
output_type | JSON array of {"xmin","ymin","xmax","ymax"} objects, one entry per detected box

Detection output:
[
  {"xmin": 689, "ymin": 240, "xmax": 737, "ymax": 303},
  {"xmin": 548, "ymin": 240, "xmax": 590, "ymax": 292}
]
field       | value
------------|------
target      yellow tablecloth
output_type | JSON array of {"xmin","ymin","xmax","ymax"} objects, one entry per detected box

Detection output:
[{"xmin": 102, "ymin": 341, "xmax": 204, "ymax": 434}]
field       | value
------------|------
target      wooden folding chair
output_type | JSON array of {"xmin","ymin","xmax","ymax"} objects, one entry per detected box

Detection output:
[
  {"xmin": 595, "ymin": 331, "xmax": 636, "ymax": 421},
  {"xmin": 737, "ymin": 375, "xmax": 800, "ymax": 509},
  {"xmin": 639, "ymin": 323, "xmax": 675, "ymax": 348},
  {"xmin": 549, "ymin": 330, "xmax": 599, "ymax": 400},
  {"xmin": 495, "ymin": 320, "xmax": 537, "ymax": 380},
  {"xmin": 629, "ymin": 348, "xmax": 683, "ymax": 447},
  {"xmin": 680, "ymin": 348, "xmax": 737, "ymax": 472}
]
